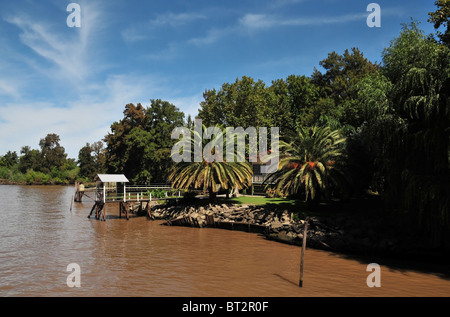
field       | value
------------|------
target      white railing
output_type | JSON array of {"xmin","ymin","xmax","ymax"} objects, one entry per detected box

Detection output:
[{"xmin": 90, "ymin": 184, "xmax": 180, "ymax": 203}]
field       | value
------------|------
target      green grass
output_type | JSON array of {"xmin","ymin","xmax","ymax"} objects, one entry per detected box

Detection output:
[
  {"xmin": 216, "ymin": 195, "xmax": 315, "ymax": 219},
  {"xmin": 162, "ymin": 192, "xmax": 383, "ymax": 220},
  {"xmin": 216, "ymin": 194, "xmax": 382, "ymax": 218}
]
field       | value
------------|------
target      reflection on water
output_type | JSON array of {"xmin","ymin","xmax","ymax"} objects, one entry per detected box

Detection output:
[{"xmin": 0, "ymin": 185, "xmax": 449, "ymax": 297}]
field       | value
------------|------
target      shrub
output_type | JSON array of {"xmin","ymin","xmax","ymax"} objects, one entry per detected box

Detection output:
[
  {"xmin": 25, "ymin": 170, "xmax": 51, "ymax": 184},
  {"xmin": 265, "ymin": 187, "xmax": 287, "ymax": 198}
]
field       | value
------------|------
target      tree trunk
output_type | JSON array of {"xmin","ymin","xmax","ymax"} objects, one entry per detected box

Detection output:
[{"xmin": 209, "ymin": 187, "xmax": 217, "ymax": 202}]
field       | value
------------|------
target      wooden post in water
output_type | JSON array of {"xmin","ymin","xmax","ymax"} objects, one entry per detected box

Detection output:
[
  {"xmin": 299, "ymin": 218, "xmax": 308, "ymax": 287},
  {"xmin": 101, "ymin": 203, "xmax": 106, "ymax": 221},
  {"xmin": 70, "ymin": 196, "xmax": 73, "ymax": 212}
]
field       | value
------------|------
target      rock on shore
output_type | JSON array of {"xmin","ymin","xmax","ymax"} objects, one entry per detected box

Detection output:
[{"xmin": 146, "ymin": 201, "xmax": 432, "ymax": 259}]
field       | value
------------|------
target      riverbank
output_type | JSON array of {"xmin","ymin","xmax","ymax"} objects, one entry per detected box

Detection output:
[
  {"xmin": 147, "ymin": 201, "xmax": 450, "ymax": 265},
  {"xmin": 0, "ymin": 178, "xmax": 80, "ymax": 186}
]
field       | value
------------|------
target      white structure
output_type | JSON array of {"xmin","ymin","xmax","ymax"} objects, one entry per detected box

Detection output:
[{"xmin": 95, "ymin": 174, "xmax": 129, "ymax": 203}]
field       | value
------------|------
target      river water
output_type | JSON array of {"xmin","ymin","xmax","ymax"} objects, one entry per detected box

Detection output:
[{"xmin": 0, "ymin": 185, "xmax": 449, "ymax": 297}]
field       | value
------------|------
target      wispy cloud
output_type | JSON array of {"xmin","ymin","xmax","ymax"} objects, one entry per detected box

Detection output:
[
  {"xmin": 122, "ymin": 12, "xmax": 206, "ymax": 43},
  {"xmin": 4, "ymin": 1, "xmax": 101, "ymax": 85},
  {"xmin": 0, "ymin": 73, "xmax": 166, "ymax": 158},
  {"xmin": 0, "ymin": 78, "xmax": 20, "ymax": 98},
  {"xmin": 239, "ymin": 12, "xmax": 368, "ymax": 30},
  {"xmin": 188, "ymin": 26, "xmax": 235, "ymax": 46},
  {"xmin": 190, "ymin": 9, "xmax": 369, "ymax": 46},
  {"xmin": 149, "ymin": 12, "xmax": 206, "ymax": 28},
  {"xmin": 267, "ymin": 0, "xmax": 307, "ymax": 9},
  {"xmin": 166, "ymin": 93, "xmax": 204, "ymax": 119}
]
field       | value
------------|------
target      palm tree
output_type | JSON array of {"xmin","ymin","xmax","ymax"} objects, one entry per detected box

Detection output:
[
  {"xmin": 169, "ymin": 124, "xmax": 253, "ymax": 201},
  {"xmin": 265, "ymin": 125, "xmax": 347, "ymax": 203}
]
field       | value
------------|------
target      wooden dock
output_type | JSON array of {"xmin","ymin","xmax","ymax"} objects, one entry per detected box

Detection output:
[{"xmin": 74, "ymin": 174, "xmax": 176, "ymax": 221}]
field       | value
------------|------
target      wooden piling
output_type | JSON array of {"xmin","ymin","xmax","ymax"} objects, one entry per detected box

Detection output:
[
  {"xmin": 206, "ymin": 214, "xmax": 215, "ymax": 227},
  {"xmin": 299, "ymin": 218, "xmax": 308, "ymax": 288},
  {"xmin": 146, "ymin": 201, "xmax": 151, "ymax": 219}
]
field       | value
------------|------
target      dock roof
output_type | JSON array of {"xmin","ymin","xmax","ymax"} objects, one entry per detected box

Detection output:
[{"xmin": 95, "ymin": 174, "xmax": 129, "ymax": 183}]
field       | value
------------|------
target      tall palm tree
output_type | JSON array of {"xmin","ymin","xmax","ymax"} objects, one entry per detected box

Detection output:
[
  {"xmin": 265, "ymin": 125, "xmax": 347, "ymax": 203},
  {"xmin": 169, "ymin": 124, "xmax": 253, "ymax": 201}
]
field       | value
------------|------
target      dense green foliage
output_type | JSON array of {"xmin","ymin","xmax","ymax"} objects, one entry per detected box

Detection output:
[
  {"xmin": 78, "ymin": 141, "xmax": 107, "ymax": 180},
  {"xmin": 104, "ymin": 99, "xmax": 185, "ymax": 184},
  {"xmin": 0, "ymin": 133, "xmax": 79, "ymax": 184},
  {"xmin": 428, "ymin": 0, "xmax": 450, "ymax": 46},
  {"xmin": 358, "ymin": 22, "xmax": 450, "ymax": 245}
]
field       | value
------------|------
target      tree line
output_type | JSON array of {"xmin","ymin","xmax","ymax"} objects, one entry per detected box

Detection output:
[{"xmin": 0, "ymin": 133, "xmax": 79, "ymax": 184}]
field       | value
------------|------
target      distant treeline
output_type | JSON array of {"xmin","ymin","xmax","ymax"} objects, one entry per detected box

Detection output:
[{"xmin": 0, "ymin": 133, "xmax": 81, "ymax": 185}]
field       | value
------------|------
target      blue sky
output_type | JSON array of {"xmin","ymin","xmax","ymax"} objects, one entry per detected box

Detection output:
[{"xmin": 0, "ymin": 0, "xmax": 438, "ymax": 159}]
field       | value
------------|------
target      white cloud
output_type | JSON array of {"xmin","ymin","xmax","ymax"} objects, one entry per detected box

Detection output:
[
  {"xmin": 149, "ymin": 12, "xmax": 206, "ymax": 28},
  {"xmin": 190, "ymin": 10, "xmax": 369, "ymax": 46},
  {"xmin": 239, "ymin": 12, "xmax": 368, "ymax": 30},
  {"xmin": 188, "ymin": 27, "xmax": 234, "ymax": 46},
  {"xmin": 121, "ymin": 12, "xmax": 206, "ymax": 43},
  {"xmin": 4, "ymin": 1, "xmax": 101, "ymax": 85},
  {"xmin": 0, "ymin": 78, "xmax": 20, "ymax": 98},
  {"xmin": 0, "ymin": 73, "xmax": 166, "ymax": 158},
  {"xmin": 165, "ymin": 94, "xmax": 203, "ymax": 119},
  {"xmin": 120, "ymin": 26, "xmax": 150, "ymax": 43},
  {"xmin": 267, "ymin": 0, "xmax": 307, "ymax": 9},
  {"xmin": 239, "ymin": 14, "xmax": 276, "ymax": 30}
]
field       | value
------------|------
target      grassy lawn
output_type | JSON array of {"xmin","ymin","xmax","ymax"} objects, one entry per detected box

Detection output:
[
  {"xmin": 216, "ymin": 195, "xmax": 322, "ymax": 218},
  {"xmin": 216, "ymin": 194, "xmax": 383, "ymax": 218},
  {"xmin": 162, "ymin": 193, "xmax": 383, "ymax": 220},
  {"xmin": 221, "ymin": 195, "xmax": 297, "ymax": 206}
]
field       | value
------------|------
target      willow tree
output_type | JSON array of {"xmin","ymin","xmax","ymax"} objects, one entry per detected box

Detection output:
[
  {"xmin": 169, "ymin": 123, "xmax": 253, "ymax": 201},
  {"xmin": 364, "ymin": 21, "xmax": 450, "ymax": 245},
  {"xmin": 265, "ymin": 125, "xmax": 347, "ymax": 203}
]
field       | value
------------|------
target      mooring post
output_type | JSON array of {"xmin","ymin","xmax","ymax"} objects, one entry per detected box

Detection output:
[
  {"xmin": 70, "ymin": 196, "xmax": 73, "ymax": 213},
  {"xmin": 146, "ymin": 201, "xmax": 151, "ymax": 219},
  {"xmin": 299, "ymin": 218, "xmax": 309, "ymax": 287}
]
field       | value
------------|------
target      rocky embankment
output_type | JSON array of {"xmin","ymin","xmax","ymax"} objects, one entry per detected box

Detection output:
[{"xmin": 147, "ymin": 202, "xmax": 440, "ymax": 260}]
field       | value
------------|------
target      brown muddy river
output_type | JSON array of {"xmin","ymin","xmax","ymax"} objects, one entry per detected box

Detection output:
[{"xmin": 0, "ymin": 185, "xmax": 449, "ymax": 297}]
